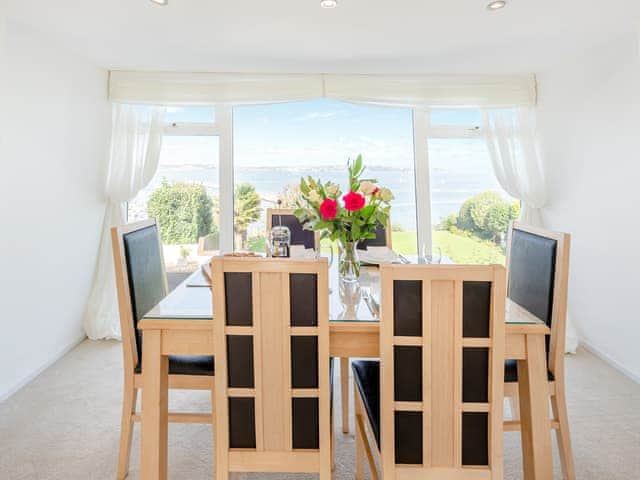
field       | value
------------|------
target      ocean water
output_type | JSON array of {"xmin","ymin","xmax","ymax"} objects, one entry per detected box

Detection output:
[{"xmin": 130, "ymin": 164, "xmax": 504, "ymax": 229}]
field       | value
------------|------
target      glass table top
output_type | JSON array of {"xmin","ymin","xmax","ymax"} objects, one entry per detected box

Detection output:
[{"xmin": 143, "ymin": 257, "xmax": 543, "ymax": 325}]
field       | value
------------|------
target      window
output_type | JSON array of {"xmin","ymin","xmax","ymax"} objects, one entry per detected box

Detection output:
[
  {"xmin": 232, "ymin": 99, "xmax": 418, "ymax": 254},
  {"xmin": 127, "ymin": 106, "xmax": 223, "ymax": 273},
  {"xmin": 418, "ymin": 109, "xmax": 516, "ymax": 265}
]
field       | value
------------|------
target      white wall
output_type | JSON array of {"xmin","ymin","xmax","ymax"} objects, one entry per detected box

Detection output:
[
  {"xmin": 536, "ymin": 30, "xmax": 640, "ymax": 381},
  {"xmin": 0, "ymin": 22, "xmax": 110, "ymax": 400}
]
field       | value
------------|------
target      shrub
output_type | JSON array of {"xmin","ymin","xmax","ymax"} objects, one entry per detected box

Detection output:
[
  {"xmin": 454, "ymin": 191, "xmax": 519, "ymax": 242},
  {"xmin": 391, "ymin": 221, "xmax": 405, "ymax": 232},
  {"xmin": 147, "ymin": 179, "xmax": 215, "ymax": 244}
]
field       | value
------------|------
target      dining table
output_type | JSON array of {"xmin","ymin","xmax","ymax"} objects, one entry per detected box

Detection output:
[{"xmin": 138, "ymin": 259, "xmax": 554, "ymax": 480}]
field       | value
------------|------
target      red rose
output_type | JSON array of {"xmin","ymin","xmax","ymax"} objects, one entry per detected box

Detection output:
[
  {"xmin": 319, "ymin": 198, "xmax": 338, "ymax": 220},
  {"xmin": 343, "ymin": 191, "xmax": 366, "ymax": 211}
]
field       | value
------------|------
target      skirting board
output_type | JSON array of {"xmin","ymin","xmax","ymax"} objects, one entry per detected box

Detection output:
[
  {"xmin": 0, "ymin": 334, "xmax": 87, "ymax": 403},
  {"xmin": 580, "ymin": 340, "xmax": 640, "ymax": 384}
]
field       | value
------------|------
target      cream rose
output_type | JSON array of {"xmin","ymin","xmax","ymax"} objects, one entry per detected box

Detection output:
[
  {"xmin": 325, "ymin": 183, "xmax": 340, "ymax": 197},
  {"xmin": 359, "ymin": 181, "xmax": 377, "ymax": 196},
  {"xmin": 308, "ymin": 189, "xmax": 322, "ymax": 203},
  {"xmin": 379, "ymin": 187, "xmax": 394, "ymax": 202}
]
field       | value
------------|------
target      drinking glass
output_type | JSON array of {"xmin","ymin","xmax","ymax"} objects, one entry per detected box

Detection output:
[{"xmin": 420, "ymin": 244, "xmax": 442, "ymax": 264}]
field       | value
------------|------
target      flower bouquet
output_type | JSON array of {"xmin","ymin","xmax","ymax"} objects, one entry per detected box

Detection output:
[{"xmin": 295, "ymin": 155, "xmax": 394, "ymax": 282}]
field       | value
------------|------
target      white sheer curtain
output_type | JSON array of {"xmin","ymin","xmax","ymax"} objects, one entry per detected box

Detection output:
[
  {"xmin": 483, "ymin": 107, "xmax": 578, "ymax": 353},
  {"xmin": 483, "ymin": 107, "xmax": 547, "ymax": 226},
  {"xmin": 84, "ymin": 104, "xmax": 166, "ymax": 340}
]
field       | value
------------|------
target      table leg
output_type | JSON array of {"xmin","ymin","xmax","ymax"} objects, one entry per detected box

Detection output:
[
  {"xmin": 340, "ymin": 357, "xmax": 350, "ymax": 434},
  {"xmin": 518, "ymin": 334, "xmax": 553, "ymax": 480},
  {"xmin": 140, "ymin": 329, "xmax": 169, "ymax": 480}
]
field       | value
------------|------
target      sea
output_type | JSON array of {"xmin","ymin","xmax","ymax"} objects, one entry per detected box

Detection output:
[{"xmin": 129, "ymin": 164, "xmax": 504, "ymax": 230}]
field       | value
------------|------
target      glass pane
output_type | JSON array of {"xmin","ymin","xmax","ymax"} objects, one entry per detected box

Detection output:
[
  {"xmin": 430, "ymin": 109, "xmax": 481, "ymax": 127},
  {"xmin": 429, "ymin": 137, "xmax": 516, "ymax": 265},
  {"xmin": 128, "ymin": 136, "xmax": 220, "ymax": 274},
  {"xmin": 165, "ymin": 106, "xmax": 215, "ymax": 124},
  {"xmin": 233, "ymin": 98, "xmax": 418, "ymax": 254}
]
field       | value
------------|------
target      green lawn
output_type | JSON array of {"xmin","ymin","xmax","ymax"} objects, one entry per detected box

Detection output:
[{"xmin": 392, "ymin": 230, "xmax": 505, "ymax": 265}]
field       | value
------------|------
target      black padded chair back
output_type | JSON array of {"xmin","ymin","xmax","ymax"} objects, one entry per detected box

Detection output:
[
  {"xmin": 357, "ymin": 221, "xmax": 387, "ymax": 250},
  {"xmin": 271, "ymin": 213, "xmax": 316, "ymax": 249},
  {"xmin": 122, "ymin": 224, "xmax": 166, "ymax": 364},
  {"xmin": 508, "ymin": 228, "xmax": 557, "ymax": 330}
]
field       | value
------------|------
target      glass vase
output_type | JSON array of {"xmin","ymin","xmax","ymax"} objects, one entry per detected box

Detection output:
[{"xmin": 338, "ymin": 240, "xmax": 360, "ymax": 283}]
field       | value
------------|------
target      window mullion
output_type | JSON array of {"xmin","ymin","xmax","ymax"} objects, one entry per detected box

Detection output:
[
  {"xmin": 217, "ymin": 105, "xmax": 234, "ymax": 253},
  {"xmin": 413, "ymin": 108, "xmax": 432, "ymax": 255}
]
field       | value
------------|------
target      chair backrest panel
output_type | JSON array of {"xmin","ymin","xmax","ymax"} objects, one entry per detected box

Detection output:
[
  {"xmin": 112, "ymin": 220, "xmax": 167, "ymax": 371},
  {"xmin": 380, "ymin": 264, "xmax": 505, "ymax": 478},
  {"xmin": 508, "ymin": 228, "xmax": 557, "ymax": 328},
  {"xmin": 212, "ymin": 257, "xmax": 330, "ymax": 474},
  {"xmin": 224, "ymin": 272, "xmax": 253, "ymax": 326},
  {"xmin": 266, "ymin": 209, "xmax": 318, "ymax": 250},
  {"xmin": 290, "ymin": 273, "xmax": 318, "ymax": 326},
  {"xmin": 506, "ymin": 222, "xmax": 571, "ymax": 377}
]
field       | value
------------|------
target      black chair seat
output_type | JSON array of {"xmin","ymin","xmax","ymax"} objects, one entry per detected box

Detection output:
[
  {"xmin": 352, "ymin": 360, "xmax": 381, "ymax": 447},
  {"xmin": 136, "ymin": 355, "xmax": 214, "ymax": 376},
  {"xmin": 504, "ymin": 359, "xmax": 554, "ymax": 383}
]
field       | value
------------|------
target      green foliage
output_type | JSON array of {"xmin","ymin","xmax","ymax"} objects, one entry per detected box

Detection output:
[
  {"xmin": 147, "ymin": 179, "xmax": 214, "ymax": 244},
  {"xmin": 391, "ymin": 221, "xmax": 405, "ymax": 232},
  {"xmin": 234, "ymin": 183, "xmax": 262, "ymax": 249},
  {"xmin": 437, "ymin": 214, "xmax": 458, "ymax": 232},
  {"xmin": 454, "ymin": 191, "xmax": 519, "ymax": 242}
]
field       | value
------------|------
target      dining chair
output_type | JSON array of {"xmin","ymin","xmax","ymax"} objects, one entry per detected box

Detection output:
[
  {"xmin": 356, "ymin": 218, "xmax": 393, "ymax": 251},
  {"xmin": 266, "ymin": 208, "xmax": 319, "ymax": 250},
  {"xmin": 504, "ymin": 221, "xmax": 575, "ymax": 480},
  {"xmin": 211, "ymin": 256, "xmax": 332, "ymax": 479},
  {"xmin": 353, "ymin": 264, "xmax": 506, "ymax": 480},
  {"xmin": 111, "ymin": 219, "xmax": 215, "ymax": 480},
  {"xmin": 197, "ymin": 232, "xmax": 219, "ymax": 256}
]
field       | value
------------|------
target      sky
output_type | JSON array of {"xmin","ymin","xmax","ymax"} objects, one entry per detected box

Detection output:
[{"xmin": 160, "ymin": 100, "xmax": 486, "ymax": 170}]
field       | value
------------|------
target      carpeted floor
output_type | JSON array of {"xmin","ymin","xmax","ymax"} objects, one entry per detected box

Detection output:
[{"xmin": 0, "ymin": 341, "xmax": 638, "ymax": 479}]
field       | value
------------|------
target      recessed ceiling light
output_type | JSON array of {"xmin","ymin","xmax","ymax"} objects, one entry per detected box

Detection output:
[
  {"xmin": 320, "ymin": 0, "xmax": 338, "ymax": 8},
  {"xmin": 150, "ymin": 0, "xmax": 168, "ymax": 5},
  {"xmin": 486, "ymin": 0, "xmax": 507, "ymax": 10}
]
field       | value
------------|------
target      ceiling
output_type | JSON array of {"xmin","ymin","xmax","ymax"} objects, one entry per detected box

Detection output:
[{"xmin": 6, "ymin": 0, "xmax": 640, "ymax": 73}]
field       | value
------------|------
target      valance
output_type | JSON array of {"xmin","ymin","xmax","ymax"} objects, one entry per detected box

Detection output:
[{"xmin": 109, "ymin": 71, "xmax": 537, "ymax": 107}]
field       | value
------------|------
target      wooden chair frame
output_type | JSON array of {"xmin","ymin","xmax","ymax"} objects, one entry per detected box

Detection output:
[
  {"xmin": 111, "ymin": 219, "xmax": 214, "ymax": 480},
  {"xmin": 504, "ymin": 221, "xmax": 575, "ymax": 480},
  {"xmin": 211, "ymin": 257, "xmax": 331, "ymax": 479},
  {"xmin": 355, "ymin": 264, "xmax": 506, "ymax": 480}
]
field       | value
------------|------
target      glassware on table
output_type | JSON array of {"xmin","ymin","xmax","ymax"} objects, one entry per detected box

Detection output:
[
  {"xmin": 268, "ymin": 225, "xmax": 291, "ymax": 257},
  {"xmin": 420, "ymin": 244, "xmax": 442, "ymax": 264}
]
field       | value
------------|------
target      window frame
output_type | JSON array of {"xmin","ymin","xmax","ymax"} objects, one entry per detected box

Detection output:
[
  {"xmin": 412, "ymin": 108, "xmax": 485, "ymax": 255},
  {"xmin": 158, "ymin": 105, "xmax": 234, "ymax": 253}
]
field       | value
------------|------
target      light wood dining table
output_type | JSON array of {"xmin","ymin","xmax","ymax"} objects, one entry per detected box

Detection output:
[{"xmin": 138, "ymin": 261, "xmax": 554, "ymax": 480}]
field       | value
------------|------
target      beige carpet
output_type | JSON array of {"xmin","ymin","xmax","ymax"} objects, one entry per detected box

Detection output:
[{"xmin": 0, "ymin": 340, "xmax": 638, "ymax": 479}]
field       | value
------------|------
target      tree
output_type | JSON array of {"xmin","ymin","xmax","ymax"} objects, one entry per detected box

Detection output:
[
  {"xmin": 147, "ymin": 179, "xmax": 214, "ymax": 244},
  {"xmin": 455, "ymin": 191, "xmax": 519, "ymax": 242},
  {"xmin": 234, "ymin": 183, "xmax": 262, "ymax": 249}
]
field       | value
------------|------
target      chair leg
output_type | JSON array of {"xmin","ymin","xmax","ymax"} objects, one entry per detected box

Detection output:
[
  {"xmin": 340, "ymin": 357, "xmax": 350, "ymax": 434},
  {"xmin": 509, "ymin": 395, "xmax": 520, "ymax": 420},
  {"xmin": 551, "ymin": 390, "xmax": 576, "ymax": 480},
  {"xmin": 354, "ymin": 381, "xmax": 365, "ymax": 480},
  {"xmin": 116, "ymin": 384, "xmax": 138, "ymax": 480}
]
